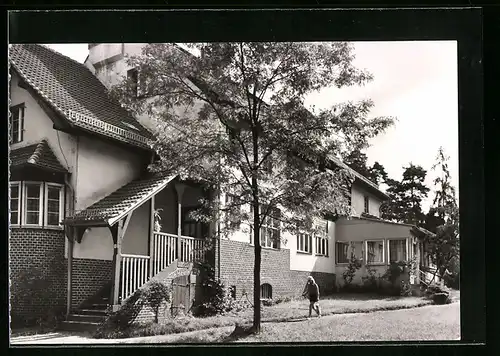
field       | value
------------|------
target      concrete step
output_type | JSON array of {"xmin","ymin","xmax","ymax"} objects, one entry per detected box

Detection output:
[
  {"xmin": 76, "ymin": 309, "xmax": 108, "ymax": 316},
  {"xmin": 67, "ymin": 313, "xmax": 106, "ymax": 323},
  {"xmin": 58, "ymin": 320, "xmax": 102, "ymax": 332}
]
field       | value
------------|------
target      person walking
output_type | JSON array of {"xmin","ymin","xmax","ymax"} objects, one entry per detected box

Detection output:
[{"xmin": 302, "ymin": 276, "xmax": 321, "ymax": 318}]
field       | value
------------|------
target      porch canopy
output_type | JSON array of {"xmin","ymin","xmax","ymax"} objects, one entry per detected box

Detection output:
[{"xmin": 63, "ymin": 172, "xmax": 177, "ymax": 242}]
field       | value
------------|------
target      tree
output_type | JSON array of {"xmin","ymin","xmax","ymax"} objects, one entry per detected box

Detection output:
[
  {"xmin": 111, "ymin": 42, "xmax": 394, "ymax": 333},
  {"xmin": 368, "ymin": 161, "xmax": 388, "ymax": 186},
  {"xmin": 381, "ymin": 163, "xmax": 430, "ymax": 225},
  {"xmin": 343, "ymin": 149, "xmax": 388, "ymax": 186},
  {"xmin": 424, "ymin": 147, "xmax": 459, "ymax": 285}
]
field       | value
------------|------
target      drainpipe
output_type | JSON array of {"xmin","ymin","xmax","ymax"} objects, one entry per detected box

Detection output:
[{"xmin": 64, "ymin": 174, "xmax": 75, "ymax": 319}]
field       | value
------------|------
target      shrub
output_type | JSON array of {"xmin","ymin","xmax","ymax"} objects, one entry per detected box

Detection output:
[
  {"xmin": 94, "ymin": 289, "xmax": 145, "ymax": 337},
  {"xmin": 361, "ymin": 265, "xmax": 380, "ymax": 292},
  {"xmin": 10, "ymin": 253, "xmax": 65, "ymax": 329},
  {"xmin": 342, "ymin": 254, "xmax": 362, "ymax": 286},
  {"xmin": 193, "ymin": 262, "xmax": 236, "ymax": 316},
  {"xmin": 381, "ymin": 261, "xmax": 412, "ymax": 296},
  {"xmin": 141, "ymin": 279, "xmax": 171, "ymax": 323},
  {"xmin": 424, "ymin": 283, "xmax": 451, "ymax": 305}
]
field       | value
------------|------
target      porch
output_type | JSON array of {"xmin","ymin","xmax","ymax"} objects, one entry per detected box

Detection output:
[{"xmin": 63, "ymin": 172, "xmax": 212, "ymax": 314}]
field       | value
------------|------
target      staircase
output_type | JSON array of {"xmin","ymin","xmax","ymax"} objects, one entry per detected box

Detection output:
[
  {"xmin": 59, "ymin": 284, "xmax": 111, "ymax": 332},
  {"xmin": 58, "ymin": 232, "xmax": 205, "ymax": 332}
]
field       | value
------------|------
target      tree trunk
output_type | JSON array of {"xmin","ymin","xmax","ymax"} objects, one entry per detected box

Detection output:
[{"xmin": 252, "ymin": 210, "xmax": 261, "ymax": 333}]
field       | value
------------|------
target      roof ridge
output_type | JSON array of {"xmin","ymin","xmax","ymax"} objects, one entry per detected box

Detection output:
[
  {"xmin": 38, "ymin": 44, "xmax": 89, "ymax": 67},
  {"xmin": 27, "ymin": 140, "xmax": 47, "ymax": 164}
]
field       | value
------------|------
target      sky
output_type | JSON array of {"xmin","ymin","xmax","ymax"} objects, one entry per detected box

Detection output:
[{"xmin": 46, "ymin": 41, "xmax": 458, "ymax": 212}]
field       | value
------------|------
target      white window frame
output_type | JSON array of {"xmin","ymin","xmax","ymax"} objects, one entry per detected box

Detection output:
[
  {"xmin": 9, "ymin": 103, "xmax": 25, "ymax": 144},
  {"xmin": 365, "ymin": 239, "xmax": 386, "ymax": 265},
  {"xmin": 315, "ymin": 235, "xmax": 329, "ymax": 257},
  {"xmin": 44, "ymin": 183, "xmax": 65, "ymax": 227},
  {"xmin": 387, "ymin": 238, "xmax": 409, "ymax": 263},
  {"xmin": 9, "ymin": 181, "xmax": 21, "ymax": 226},
  {"xmin": 22, "ymin": 181, "xmax": 43, "ymax": 227},
  {"xmin": 364, "ymin": 195, "xmax": 370, "ymax": 214},
  {"xmin": 297, "ymin": 232, "xmax": 312, "ymax": 254},
  {"xmin": 335, "ymin": 241, "xmax": 350, "ymax": 264},
  {"xmin": 249, "ymin": 205, "xmax": 281, "ymax": 249}
]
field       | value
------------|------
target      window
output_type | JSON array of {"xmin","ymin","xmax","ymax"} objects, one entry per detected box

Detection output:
[
  {"xmin": 297, "ymin": 232, "xmax": 312, "ymax": 254},
  {"xmin": 250, "ymin": 205, "xmax": 281, "ymax": 249},
  {"xmin": 24, "ymin": 182, "xmax": 43, "ymax": 225},
  {"xmin": 364, "ymin": 195, "xmax": 370, "ymax": 214},
  {"xmin": 388, "ymin": 239, "xmax": 408, "ymax": 263},
  {"xmin": 45, "ymin": 183, "xmax": 64, "ymax": 226},
  {"xmin": 181, "ymin": 206, "xmax": 206, "ymax": 239},
  {"xmin": 260, "ymin": 283, "xmax": 272, "ymax": 300},
  {"xmin": 336, "ymin": 241, "xmax": 349, "ymax": 263},
  {"xmin": 127, "ymin": 68, "xmax": 139, "ymax": 97},
  {"xmin": 225, "ymin": 194, "xmax": 241, "ymax": 230},
  {"xmin": 10, "ymin": 182, "xmax": 20, "ymax": 225},
  {"xmin": 316, "ymin": 236, "xmax": 329, "ymax": 256},
  {"xmin": 10, "ymin": 181, "xmax": 64, "ymax": 228},
  {"xmin": 366, "ymin": 240, "xmax": 385, "ymax": 264},
  {"xmin": 9, "ymin": 103, "xmax": 25, "ymax": 144}
]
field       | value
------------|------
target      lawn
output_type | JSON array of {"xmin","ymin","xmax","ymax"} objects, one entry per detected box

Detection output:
[
  {"xmin": 96, "ymin": 293, "xmax": 433, "ymax": 339},
  {"xmin": 158, "ymin": 302, "xmax": 460, "ymax": 343}
]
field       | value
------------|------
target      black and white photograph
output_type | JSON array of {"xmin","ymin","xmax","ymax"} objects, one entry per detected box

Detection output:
[{"xmin": 7, "ymin": 9, "xmax": 479, "ymax": 346}]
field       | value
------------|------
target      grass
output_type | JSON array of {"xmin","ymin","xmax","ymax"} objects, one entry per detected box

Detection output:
[
  {"xmin": 94, "ymin": 293, "xmax": 434, "ymax": 339},
  {"xmin": 158, "ymin": 302, "xmax": 460, "ymax": 343}
]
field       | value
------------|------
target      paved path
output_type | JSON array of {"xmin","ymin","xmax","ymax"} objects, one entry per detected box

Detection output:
[{"xmin": 10, "ymin": 303, "xmax": 460, "ymax": 345}]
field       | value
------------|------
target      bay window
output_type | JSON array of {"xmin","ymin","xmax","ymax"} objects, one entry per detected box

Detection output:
[
  {"xmin": 388, "ymin": 239, "xmax": 408, "ymax": 263},
  {"xmin": 365, "ymin": 240, "xmax": 385, "ymax": 264},
  {"xmin": 9, "ymin": 181, "xmax": 65, "ymax": 228},
  {"xmin": 10, "ymin": 182, "xmax": 20, "ymax": 225}
]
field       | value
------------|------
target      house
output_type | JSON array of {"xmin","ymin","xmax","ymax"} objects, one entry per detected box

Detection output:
[{"xmin": 8, "ymin": 43, "xmax": 431, "ymax": 328}]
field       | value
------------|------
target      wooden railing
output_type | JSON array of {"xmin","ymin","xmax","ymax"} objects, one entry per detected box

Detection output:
[
  {"xmin": 121, "ymin": 254, "xmax": 150, "ymax": 302},
  {"xmin": 153, "ymin": 232, "xmax": 177, "ymax": 276},
  {"xmin": 119, "ymin": 233, "xmax": 207, "ymax": 303},
  {"xmin": 179, "ymin": 235, "xmax": 206, "ymax": 262}
]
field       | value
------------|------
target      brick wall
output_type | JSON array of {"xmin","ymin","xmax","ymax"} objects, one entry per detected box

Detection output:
[
  {"xmin": 218, "ymin": 239, "xmax": 336, "ymax": 299},
  {"xmin": 71, "ymin": 258, "xmax": 113, "ymax": 308},
  {"xmin": 9, "ymin": 228, "xmax": 67, "ymax": 323}
]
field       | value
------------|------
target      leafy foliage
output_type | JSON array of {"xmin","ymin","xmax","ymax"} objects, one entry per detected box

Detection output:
[
  {"xmin": 342, "ymin": 253, "xmax": 362, "ymax": 286},
  {"xmin": 142, "ymin": 279, "xmax": 171, "ymax": 323},
  {"xmin": 343, "ymin": 149, "xmax": 388, "ymax": 186},
  {"xmin": 111, "ymin": 42, "xmax": 394, "ymax": 331},
  {"xmin": 10, "ymin": 253, "xmax": 66, "ymax": 328},
  {"xmin": 423, "ymin": 147, "xmax": 459, "ymax": 285},
  {"xmin": 381, "ymin": 164, "xmax": 430, "ymax": 225},
  {"xmin": 193, "ymin": 261, "xmax": 239, "ymax": 316}
]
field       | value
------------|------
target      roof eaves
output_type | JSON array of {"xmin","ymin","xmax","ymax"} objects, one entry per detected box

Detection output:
[{"xmin": 107, "ymin": 174, "xmax": 177, "ymax": 226}]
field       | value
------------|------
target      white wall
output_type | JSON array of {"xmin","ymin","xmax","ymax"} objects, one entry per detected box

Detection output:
[
  {"xmin": 121, "ymin": 199, "xmax": 151, "ymax": 255},
  {"xmin": 72, "ymin": 227, "xmax": 114, "ymax": 260},
  {"xmin": 74, "ymin": 135, "xmax": 144, "ymax": 211},
  {"xmin": 9, "ymin": 72, "xmax": 77, "ymax": 213},
  {"xmin": 351, "ymin": 183, "xmax": 382, "ymax": 217},
  {"xmin": 289, "ymin": 220, "xmax": 336, "ymax": 274}
]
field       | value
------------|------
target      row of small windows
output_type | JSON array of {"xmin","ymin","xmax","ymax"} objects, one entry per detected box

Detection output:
[
  {"xmin": 10, "ymin": 181, "xmax": 65, "ymax": 228},
  {"xmin": 335, "ymin": 239, "xmax": 409, "ymax": 265}
]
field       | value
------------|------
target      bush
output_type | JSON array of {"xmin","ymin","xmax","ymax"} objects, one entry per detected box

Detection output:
[
  {"xmin": 141, "ymin": 279, "xmax": 171, "ymax": 323},
  {"xmin": 342, "ymin": 254, "xmax": 362, "ymax": 286},
  {"xmin": 193, "ymin": 262, "xmax": 236, "ymax": 316},
  {"xmin": 424, "ymin": 283, "xmax": 451, "ymax": 305}
]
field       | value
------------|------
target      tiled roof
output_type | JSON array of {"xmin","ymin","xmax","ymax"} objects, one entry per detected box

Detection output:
[
  {"xmin": 328, "ymin": 154, "xmax": 389, "ymax": 200},
  {"xmin": 64, "ymin": 172, "xmax": 176, "ymax": 226},
  {"xmin": 9, "ymin": 44, "xmax": 154, "ymax": 149},
  {"xmin": 10, "ymin": 140, "xmax": 68, "ymax": 173}
]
